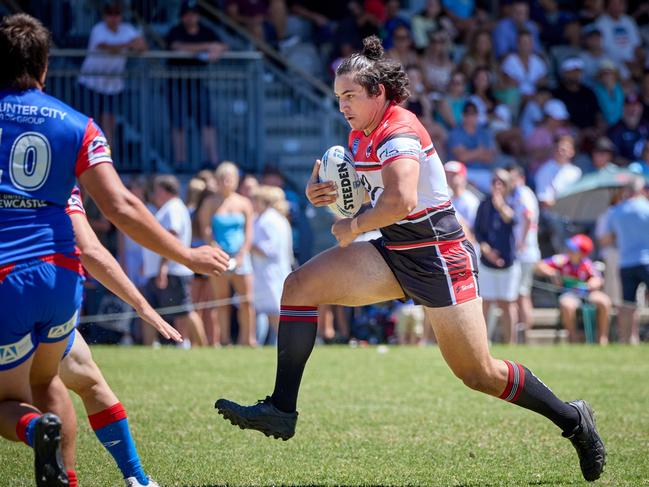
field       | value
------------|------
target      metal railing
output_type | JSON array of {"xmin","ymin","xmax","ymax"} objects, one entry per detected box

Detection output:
[
  {"xmin": 46, "ymin": 49, "xmax": 348, "ymax": 178},
  {"xmin": 47, "ymin": 49, "xmax": 265, "ymax": 174}
]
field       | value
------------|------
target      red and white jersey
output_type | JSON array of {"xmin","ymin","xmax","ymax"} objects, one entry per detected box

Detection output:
[{"xmin": 349, "ymin": 104, "xmax": 464, "ymax": 248}]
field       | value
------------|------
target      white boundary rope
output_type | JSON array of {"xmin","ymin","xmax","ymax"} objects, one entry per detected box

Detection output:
[
  {"xmin": 78, "ymin": 295, "xmax": 248, "ymax": 324},
  {"xmin": 78, "ymin": 279, "xmax": 646, "ymax": 326}
]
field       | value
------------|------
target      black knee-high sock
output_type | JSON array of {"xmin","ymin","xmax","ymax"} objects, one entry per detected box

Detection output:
[
  {"xmin": 270, "ymin": 305, "xmax": 318, "ymax": 413},
  {"xmin": 499, "ymin": 360, "xmax": 580, "ymax": 433}
]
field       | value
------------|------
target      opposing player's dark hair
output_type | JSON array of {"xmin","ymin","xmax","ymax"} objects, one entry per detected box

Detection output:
[
  {"xmin": 0, "ymin": 14, "xmax": 51, "ymax": 90},
  {"xmin": 336, "ymin": 35, "xmax": 410, "ymax": 104}
]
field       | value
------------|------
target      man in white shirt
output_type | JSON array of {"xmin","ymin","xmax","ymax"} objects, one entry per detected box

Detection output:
[
  {"xmin": 594, "ymin": 0, "xmax": 641, "ymax": 66},
  {"xmin": 508, "ymin": 165, "xmax": 541, "ymax": 341},
  {"xmin": 141, "ymin": 175, "xmax": 207, "ymax": 347},
  {"xmin": 534, "ymin": 134, "xmax": 582, "ymax": 208},
  {"xmin": 78, "ymin": 2, "xmax": 147, "ymax": 142}
]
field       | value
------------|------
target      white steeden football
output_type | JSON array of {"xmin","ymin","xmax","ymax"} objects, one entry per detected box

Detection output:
[{"xmin": 318, "ymin": 145, "xmax": 365, "ymax": 218}]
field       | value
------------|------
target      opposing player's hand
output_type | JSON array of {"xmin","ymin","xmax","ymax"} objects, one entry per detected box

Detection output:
[
  {"xmin": 306, "ymin": 160, "xmax": 337, "ymax": 207},
  {"xmin": 136, "ymin": 303, "xmax": 182, "ymax": 343},
  {"xmin": 331, "ymin": 218, "xmax": 358, "ymax": 248},
  {"xmin": 186, "ymin": 245, "xmax": 230, "ymax": 275}
]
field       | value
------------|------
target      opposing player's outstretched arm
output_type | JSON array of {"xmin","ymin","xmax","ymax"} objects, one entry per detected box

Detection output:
[
  {"xmin": 69, "ymin": 212, "xmax": 182, "ymax": 343},
  {"xmin": 80, "ymin": 164, "xmax": 229, "ymax": 276}
]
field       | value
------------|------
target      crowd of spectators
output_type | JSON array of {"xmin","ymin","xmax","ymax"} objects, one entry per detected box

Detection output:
[{"xmin": 33, "ymin": 0, "xmax": 649, "ymax": 345}]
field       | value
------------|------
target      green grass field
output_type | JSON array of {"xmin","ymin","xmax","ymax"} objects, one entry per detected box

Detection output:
[{"xmin": 2, "ymin": 344, "xmax": 648, "ymax": 486}]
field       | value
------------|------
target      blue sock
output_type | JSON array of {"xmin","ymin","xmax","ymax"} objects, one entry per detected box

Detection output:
[
  {"xmin": 17, "ymin": 412, "xmax": 41, "ymax": 447},
  {"xmin": 89, "ymin": 403, "xmax": 148, "ymax": 484}
]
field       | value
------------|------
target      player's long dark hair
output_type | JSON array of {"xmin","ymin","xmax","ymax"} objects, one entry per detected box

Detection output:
[
  {"xmin": 336, "ymin": 36, "xmax": 410, "ymax": 104},
  {"xmin": 0, "ymin": 14, "xmax": 51, "ymax": 90}
]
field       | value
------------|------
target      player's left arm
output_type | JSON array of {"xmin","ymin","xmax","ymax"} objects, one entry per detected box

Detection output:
[
  {"xmin": 69, "ymin": 212, "xmax": 182, "ymax": 342},
  {"xmin": 332, "ymin": 158, "xmax": 419, "ymax": 247}
]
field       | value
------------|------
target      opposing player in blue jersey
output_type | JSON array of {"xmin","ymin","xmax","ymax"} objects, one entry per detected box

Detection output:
[
  {"xmin": 62, "ymin": 187, "xmax": 172, "ymax": 487},
  {"xmin": 0, "ymin": 14, "xmax": 229, "ymax": 486}
]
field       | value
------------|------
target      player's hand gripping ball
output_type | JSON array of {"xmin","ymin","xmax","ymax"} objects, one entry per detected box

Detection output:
[{"xmin": 318, "ymin": 145, "xmax": 365, "ymax": 218}]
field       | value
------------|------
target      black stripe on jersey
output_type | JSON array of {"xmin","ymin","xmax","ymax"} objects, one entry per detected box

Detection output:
[
  {"xmin": 354, "ymin": 162, "xmax": 382, "ymax": 171},
  {"xmin": 402, "ymin": 201, "xmax": 452, "ymax": 221},
  {"xmin": 380, "ymin": 210, "xmax": 465, "ymax": 245},
  {"xmin": 375, "ymin": 132, "xmax": 421, "ymax": 155}
]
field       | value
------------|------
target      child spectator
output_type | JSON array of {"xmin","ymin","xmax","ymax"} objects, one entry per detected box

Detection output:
[{"xmin": 535, "ymin": 234, "xmax": 611, "ymax": 344}]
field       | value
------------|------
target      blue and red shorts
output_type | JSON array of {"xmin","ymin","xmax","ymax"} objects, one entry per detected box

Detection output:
[{"xmin": 0, "ymin": 254, "xmax": 84, "ymax": 370}]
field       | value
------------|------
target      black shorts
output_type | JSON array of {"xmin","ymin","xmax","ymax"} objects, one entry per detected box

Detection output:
[
  {"xmin": 143, "ymin": 275, "xmax": 193, "ymax": 318},
  {"xmin": 370, "ymin": 237, "xmax": 480, "ymax": 308},
  {"xmin": 620, "ymin": 264, "xmax": 649, "ymax": 303},
  {"xmin": 77, "ymin": 83, "xmax": 122, "ymax": 117},
  {"xmin": 167, "ymin": 78, "xmax": 212, "ymax": 129}
]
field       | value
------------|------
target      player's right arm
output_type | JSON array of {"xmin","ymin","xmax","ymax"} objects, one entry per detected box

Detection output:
[
  {"xmin": 69, "ymin": 211, "xmax": 182, "ymax": 343},
  {"xmin": 79, "ymin": 164, "xmax": 229, "ymax": 276}
]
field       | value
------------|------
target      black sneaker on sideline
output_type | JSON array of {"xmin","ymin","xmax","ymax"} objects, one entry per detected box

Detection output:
[
  {"xmin": 215, "ymin": 396, "xmax": 298, "ymax": 441},
  {"xmin": 562, "ymin": 400, "xmax": 606, "ymax": 482},
  {"xmin": 33, "ymin": 413, "xmax": 69, "ymax": 487}
]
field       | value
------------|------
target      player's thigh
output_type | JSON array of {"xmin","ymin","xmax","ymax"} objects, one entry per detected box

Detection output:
[
  {"xmin": 60, "ymin": 333, "xmax": 101, "ymax": 392},
  {"xmin": 0, "ymin": 356, "xmax": 33, "ymax": 402},
  {"xmin": 424, "ymin": 298, "xmax": 495, "ymax": 378},
  {"xmin": 283, "ymin": 241, "xmax": 405, "ymax": 306},
  {"xmin": 29, "ymin": 338, "xmax": 70, "ymax": 387}
]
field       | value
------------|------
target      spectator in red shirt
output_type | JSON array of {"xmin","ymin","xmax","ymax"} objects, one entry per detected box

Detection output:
[{"xmin": 535, "ymin": 234, "xmax": 611, "ymax": 344}]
